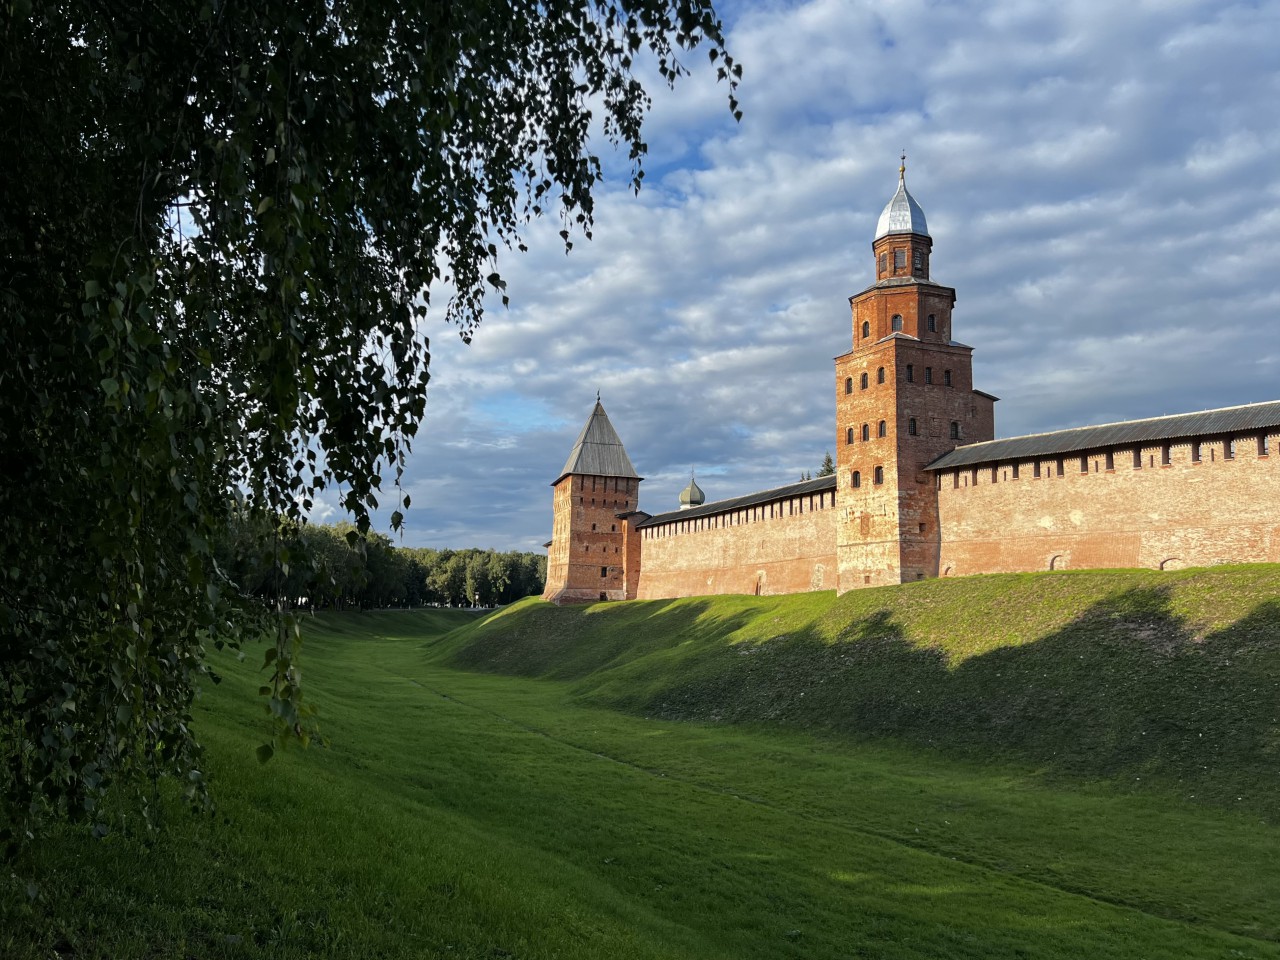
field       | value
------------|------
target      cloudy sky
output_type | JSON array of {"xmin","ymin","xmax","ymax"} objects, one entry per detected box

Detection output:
[{"xmin": 329, "ymin": 0, "xmax": 1280, "ymax": 551}]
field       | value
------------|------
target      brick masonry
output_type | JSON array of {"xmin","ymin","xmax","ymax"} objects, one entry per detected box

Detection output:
[
  {"xmin": 633, "ymin": 488, "xmax": 837, "ymax": 599},
  {"xmin": 934, "ymin": 435, "xmax": 1280, "ymax": 575}
]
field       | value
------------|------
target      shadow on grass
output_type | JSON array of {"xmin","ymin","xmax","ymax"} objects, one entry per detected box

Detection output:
[{"xmin": 444, "ymin": 584, "xmax": 1280, "ymax": 815}]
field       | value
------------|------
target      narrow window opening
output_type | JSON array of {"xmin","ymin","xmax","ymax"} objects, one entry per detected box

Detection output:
[
  {"xmin": 600, "ymin": 566, "xmax": 608, "ymax": 578},
  {"xmin": 1012, "ymin": 463, "xmax": 1020, "ymax": 479},
  {"xmin": 861, "ymin": 321, "xmax": 870, "ymax": 339},
  {"xmin": 893, "ymin": 248, "xmax": 905, "ymax": 269},
  {"xmin": 949, "ymin": 421, "xmax": 960, "ymax": 440},
  {"xmin": 846, "ymin": 426, "xmax": 854, "ymax": 445},
  {"xmin": 877, "ymin": 420, "xmax": 887, "ymax": 438},
  {"xmin": 1056, "ymin": 458, "xmax": 1064, "ymax": 477},
  {"xmin": 925, "ymin": 367, "xmax": 933, "ymax": 384},
  {"xmin": 1225, "ymin": 438, "xmax": 1235, "ymax": 460},
  {"xmin": 1033, "ymin": 461, "xmax": 1041, "ymax": 478},
  {"xmin": 1079, "ymin": 456, "xmax": 1088, "ymax": 474},
  {"xmin": 1105, "ymin": 450, "xmax": 1114, "ymax": 471},
  {"xmin": 906, "ymin": 364, "xmax": 914, "ymax": 383},
  {"xmin": 944, "ymin": 369, "xmax": 953, "ymax": 387},
  {"xmin": 991, "ymin": 466, "xmax": 998, "ymax": 483},
  {"xmin": 860, "ymin": 372, "xmax": 869, "ymax": 390},
  {"xmin": 861, "ymin": 423, "xmax": 870, "ymax": 442},
  {"xmin": 891, "ymin": 315, "xmax": 903, "ymax": 333},
  {"xmin": 1260, "ymin": 434, "xmax": 1271, "ymax": 457},
  {"xmin": 908, "ymin": 417, "xmax": 918, "ymax": 436},
  {"xmin": 912, "ymin": 250, "xmax": 924, "ymax": 275},
  {"xmin": 1133, "ymin": 449, "xmax": 1142, "ymax": 469},
  {"xmin": 927, "ymin": 314, "xmax": 937, "ymax": 333},
  {"xmin": 874, "ymin": 465, "xmax": 884, "ymax": 485},
  {"xmin": 844, "ymin": 376, "xmax": 853, "ymax": 394},
  {"xmin": 1192, "ymin": 441, "xmax": 1202, "ymax": 463},
  {"xmin": 1161, "ymin": 444, "xmax": 1171, "ymax": 466},
  {"xmin": 851, "ymin": 470, "xmax": 861, "ymax": 489},
  {"xmin": 877, "ymin": 366, "xmax": 886, "ymax": 383},
  {"xmin": 878, "ymin": 253, "xmax": 887, "ymax": 275}
]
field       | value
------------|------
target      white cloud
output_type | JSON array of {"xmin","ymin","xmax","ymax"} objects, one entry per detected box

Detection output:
[{"xmin": 354, "ymin": 0, "xmax": 1280, "ymax": 550}]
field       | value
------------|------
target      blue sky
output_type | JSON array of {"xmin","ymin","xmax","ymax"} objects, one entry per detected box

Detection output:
[{"xmin": 312, "ymin": 0, "xmax": 1280, "ymax": 551}]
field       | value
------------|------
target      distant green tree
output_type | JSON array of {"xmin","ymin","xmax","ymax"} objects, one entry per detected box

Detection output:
[
  {"xmin": 817, "ymin": 452, "xmax": 836, "ymax": 477},
  {"xmin": 0, "ymin": 1, "xmax": 737, "ymax": 833}
]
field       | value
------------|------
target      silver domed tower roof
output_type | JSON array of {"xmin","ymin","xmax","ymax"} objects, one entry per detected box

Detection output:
[
  {"xmin": 678, "ymin": 473, "xmax": 705, "ymax": 509},
  {"xmin": 873, "ymin": 156, "xmax": 929, "ymax": 240}
]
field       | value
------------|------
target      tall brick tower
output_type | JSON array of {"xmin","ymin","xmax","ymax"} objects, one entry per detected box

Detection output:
[
  {"xmin": 835, "ymin": 158, "xmax": 996, "ymax": 591},
  {"xmin": 542, "ymin": 397, "xmax": 642, "ymax": 604}
]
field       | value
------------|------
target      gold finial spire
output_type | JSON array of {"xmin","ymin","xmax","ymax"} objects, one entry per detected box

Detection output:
[{"xmin": 899, "ymin": 150, "xmax": 907, "ymax": 181}]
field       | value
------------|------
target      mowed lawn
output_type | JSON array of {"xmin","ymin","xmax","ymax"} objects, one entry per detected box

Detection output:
[{"xmin": 6, "ymin": 605, "xmax": 1280, "ymax": 959}]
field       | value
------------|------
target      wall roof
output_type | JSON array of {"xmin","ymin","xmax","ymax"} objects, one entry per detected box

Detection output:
[
  {"xmin": 637, "ymin": 474, "xmax": 837, "ymax": 529},
  {"xmin": 926, "ymin": 400, "xmax": 1280, "ymax": 470}
]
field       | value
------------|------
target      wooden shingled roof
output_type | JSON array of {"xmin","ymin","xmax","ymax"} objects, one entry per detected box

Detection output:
[
  {"xmin": 553, "ymin": 399, "xmax": 640, "ymax": 485},
  {"xmin": 927, "ymin": 400, "xmax": 1280, "ymax": 471}
]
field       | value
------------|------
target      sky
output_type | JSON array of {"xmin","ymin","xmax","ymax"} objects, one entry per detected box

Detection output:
[{"xmin": 320, "ymin": 0, "xmax": 1280, "ymax": 552}]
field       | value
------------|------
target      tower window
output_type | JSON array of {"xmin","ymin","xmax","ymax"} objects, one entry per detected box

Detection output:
[
  {"xmin": 861, "ymin": 423, "xmax": 870, "ymax": 442},
  {"xmin": 845, "ymin": 376, "xmax": 853, "ymax": 395},
  {"xmin": 913, "ymin": 250, "xmax": 924, "ymax": 275},
  {"xmin": 877, "ymin": 420, "xmax": 887, "ymax": 438},
  {"xmin": 851, "ymin": 470, "xmax": 861, "ymax": 489},
  {"xmin": 891, "ymin": 315, "xmax": 903, "ymax": 332},
  {"xmin": 846, "ymin": 426, "xmax": 854, "ymax": 445},
  {"xmin": 860, "ymin": 372, "xmax": 868, "ymax": 390},
  {"xmin": 925, "ymin": 367, "xmax": 933, "ymax": 384},
  {"xmin": 908, "ymin": 417, "xmax": 918, "ymax": 436},
  {"xmin": 879, "ymin": 253, "xmax": 887, "ymax": 275},
  {"xmin": 928, "ymin": 314, "xmax": 937, "ymax": 333},
  {"xmin": 874, "ymin": 465, "xmax": 884, "ymax": 484},
  {"xmin": 861, "ymin": 321, "xmax": 870, "ymax": 339},
  {"xmin": 877, "ymin": 366, "xmax": 886, "ymax": 384},
  {"xmin": 944, "ymin": 369, "xmax": 952, "ymax": 387},
  {"xmin": 950, "ymin": 421, "xmax": 960, "ymax": 440},
  {"xmin": 600, "ymin": 566, "xmax": 608, "ymax": 578},
  {"xmin": 893, "ymin": 249, "xmax": 905, "ymax": 269},
  {"xmin": 905, "ymin": 364, "xmax": 914, "ymax": 382}
]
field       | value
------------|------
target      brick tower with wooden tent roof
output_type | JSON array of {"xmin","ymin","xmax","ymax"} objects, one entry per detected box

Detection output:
[{"xmin": 542, "ymin": 395, "xmax": 643, "ymax": 604}]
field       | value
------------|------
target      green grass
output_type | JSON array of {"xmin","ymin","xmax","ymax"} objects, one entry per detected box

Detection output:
[
  {"xmin": 446, "ymin": 565, "xmax": 1280, "ymax": 817},
  {"xmin": 4, "ymin": 566, "xmax": 1280, "ymax": 958}
]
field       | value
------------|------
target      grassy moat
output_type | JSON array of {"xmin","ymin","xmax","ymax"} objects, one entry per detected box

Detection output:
[{"xmin": 6, "ymin": 565, "xmax": 1279, "ymax": 958}]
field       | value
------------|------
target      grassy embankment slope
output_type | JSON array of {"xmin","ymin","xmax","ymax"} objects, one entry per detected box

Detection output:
[
  {"xmin": 448, "ymin": 565, "xmax": 1280, "ymax": 815},
  {"xmin": 4, "ymin": 566, "xmax": 1279, "ymax": 959}
]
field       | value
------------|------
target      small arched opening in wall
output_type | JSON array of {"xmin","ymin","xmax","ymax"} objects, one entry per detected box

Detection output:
[
  {"xmin": 942, "ymin": 565, "xmax": 953, "ymax": 577},
  {"xmin": 1160, "ymin": 557, "xmax": 1186, "ymax": 571},
  {"xmin": 1049, "ymin": 554, "xmax": 1066, "ymax": 571}
]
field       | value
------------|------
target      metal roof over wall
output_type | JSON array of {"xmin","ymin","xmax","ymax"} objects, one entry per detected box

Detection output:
[
  {"xmin": 927, "ymin": 400, "xmax": 1280, "ymax": 471},
  {"xmin": 637, "ymin": 474, "xmax": 837, "ymax": 529}
]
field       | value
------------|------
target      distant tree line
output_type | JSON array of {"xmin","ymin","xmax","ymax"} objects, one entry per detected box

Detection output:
[{"xmin": 214, "ymin": 514, "xmax": 546, "ymax": 610}]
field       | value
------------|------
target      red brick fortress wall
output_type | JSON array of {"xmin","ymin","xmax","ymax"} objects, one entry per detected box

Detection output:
[
  {"xmin": 934, "ymin": 432, "xmax": 1280, "ymax": 575},
  {"xmin": 635, "ymin": 490, "xmax": 838, "ymax": 599}
]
